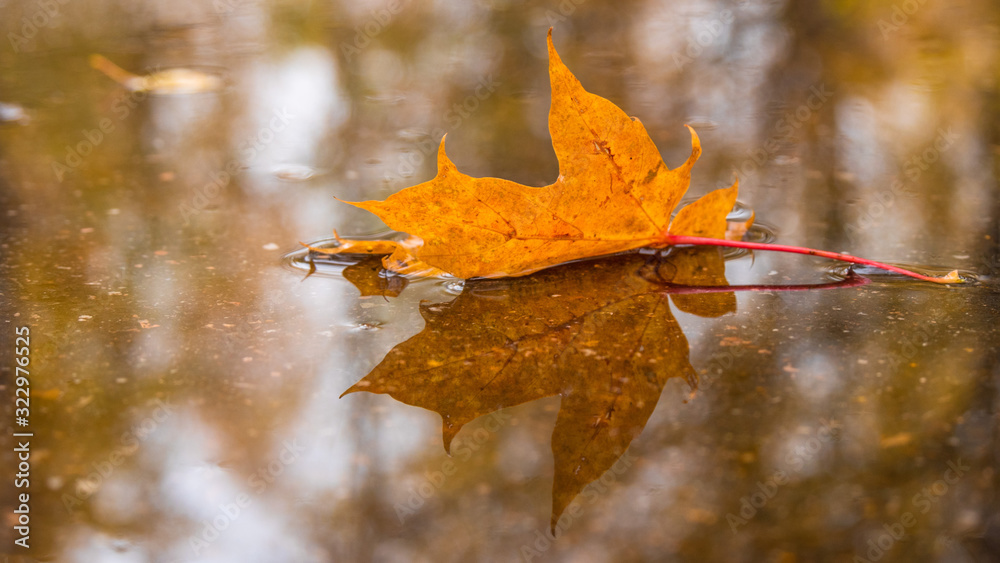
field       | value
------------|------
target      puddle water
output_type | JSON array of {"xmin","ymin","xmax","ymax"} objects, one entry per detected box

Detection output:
[{"xmin": 2, "ymin": 2, "xmax": 1000, "ymax": 562}]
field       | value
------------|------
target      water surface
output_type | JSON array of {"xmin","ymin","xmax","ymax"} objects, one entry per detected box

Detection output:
[{"xmin": 1, "ymin": 1, "xmax": 999, "ymax": 562}]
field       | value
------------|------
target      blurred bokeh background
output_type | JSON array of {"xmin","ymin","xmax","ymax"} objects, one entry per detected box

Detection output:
[{"xmin": 1, "ymin": 0, "xmax": 999, "ymax": 561}]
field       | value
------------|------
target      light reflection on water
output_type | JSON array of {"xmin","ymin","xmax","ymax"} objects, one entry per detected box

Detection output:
[{"xmin": 1, "ymin": 0, "xmax": 999, "ymax": 561}]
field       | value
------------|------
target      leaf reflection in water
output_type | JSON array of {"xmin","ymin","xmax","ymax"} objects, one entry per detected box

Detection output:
[{"xmin": 340, "ymin": 248, "xmax": 866, "ymax": 530}]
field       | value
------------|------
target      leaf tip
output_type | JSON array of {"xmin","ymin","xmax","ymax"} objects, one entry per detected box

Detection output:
[
  {"xmin": 443, "ymin": 424, "xmax": 460, "ymax": 455},
  {"xmin": 333, "ymin": 195, "xmax": 370, "ymax": 211},
  {"xmin": 436, "ymin": 134, "xmax": 455, "ymax": 174},
  {"xmin": 547, "ymin": 28, "xmax": 562, "ymax": 67},
  {"xmin": 724, "ymin": 176, "xmax": 739, "ymax": 198},
  {"xmin": 682, "ymin": 124, "xmax": 702, "ymax": 168}
]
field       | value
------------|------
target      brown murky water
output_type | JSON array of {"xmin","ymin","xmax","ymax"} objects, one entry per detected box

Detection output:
[{"xmin": 1, "ymin": 1, "xmax": 999, "ymax": 562}]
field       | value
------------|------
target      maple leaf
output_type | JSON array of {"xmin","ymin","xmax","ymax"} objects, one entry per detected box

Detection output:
[
  {"xmin": 306, "ymin": 31, "xmax": 964, "ymax": 284},
  {"xmin": 342, "ymin": 251, "xmax": 718, "ymax": 531},
  {"xmin": 318, "ymin": 30, "xmax": 737, "ymax": 280}
]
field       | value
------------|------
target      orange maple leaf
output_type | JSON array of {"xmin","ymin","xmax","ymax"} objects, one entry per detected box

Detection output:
[
  {"xmin": 306, "ymin": 31, "xmax": 962, "ymax": 285},
  {"xmin": 315, "ymin": 30, "xmax": 737, "ymax": 280}
]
